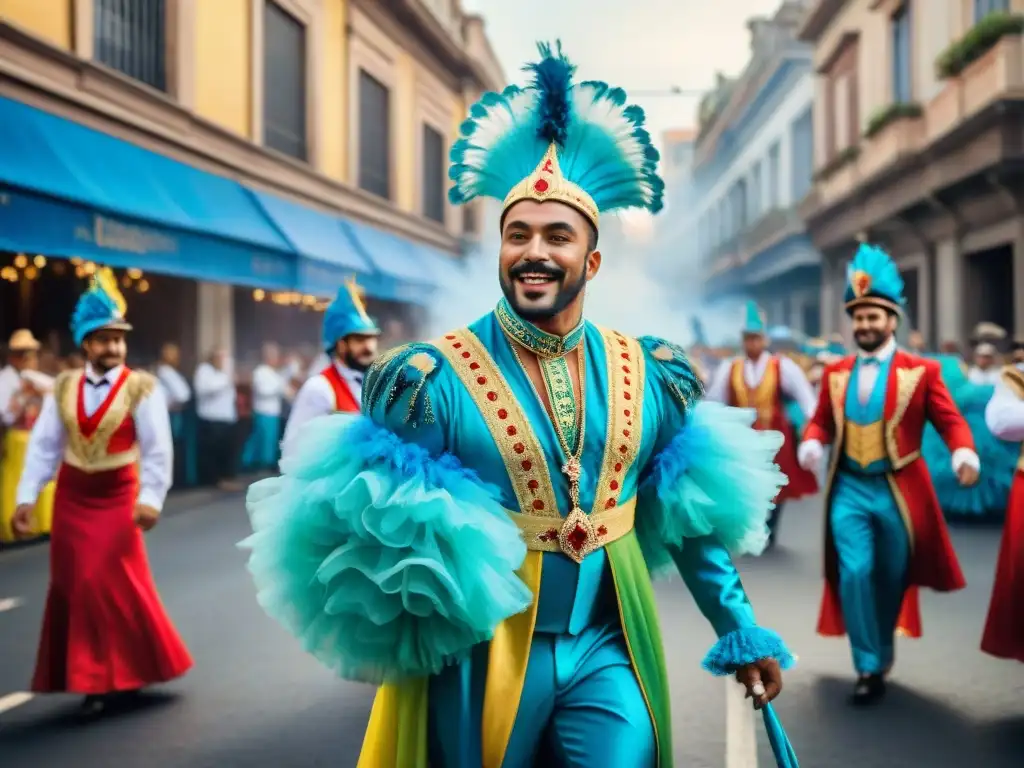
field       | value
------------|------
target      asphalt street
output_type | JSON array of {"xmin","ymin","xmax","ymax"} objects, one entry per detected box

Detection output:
[{"xmin": 0, "ymin": 490, "xmax": 1022, "ymax": 767}]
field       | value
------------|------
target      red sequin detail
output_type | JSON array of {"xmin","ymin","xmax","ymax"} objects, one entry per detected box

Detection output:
[
  {"xmin": 609, "ymin": 480, "xmax": 619, "ymax": 491},
  {"xmin": 623, "ymin": 392, "xmax": 631, "ymax": 400},
  {"xmin": 476, "ymin": 376, "xmax": 487, "ymax": 385},
  {"xmin": 614, "ymin": 462, "xmax": 623, "ymax": 472},
  {"xmin": 624, "ymin": 377, "xmax": 631, "ymax": 385},
  {"xmin": 619, "ymin": 445, "xmax": 628, "ymax": 454},
  {"xmin": 623, "ymin": 429, "xmax": 631, "ymax": 437},
  {"xmin": 528, "ymin": 479, "xmax": 539, "ymax": 490},
  {"xmin": 453, "ymin": 342, "xmax": 462, "ymax": 348},
  {"xmin": 567, "ymin": 525, "xmax": 588, "ymax": 551},
  {"xmin": 497, "ymin": 408, "xmax": 508, "ymax": 419},
  {"xmin": 624, "ymin": 409, "xmax": 631, "ymax": 417},
  {"xmin": 622, "ymin": 366, "xmax": 631, "ymax": 373},
  {"xmin": 605, "ymin": 498, "xmax": 617, "ymax": 509},
  {"xmin": 521, "ymin": 459, "xmax": 532, "ymax": 471},
  {"xmin": 462, "ymin": 351, "xmax": 471, "ymax": 359},
  {"xmin": 597, "ymin": 525, "xmax": 608, "ymax": 536},
  {"xmin": 539, "ymin": 528, "xmax": 559, "ymax": 542},
  {"xmin": 618, "ymin": 339, "xmax": 627, "ymax": 347},
  {"xmin": 487, "ymin": 391, "xmax": 498, "ymax": 401},
  {"xmin": 533, "ymin": 499, "xmax": 545, "ymax": 510},
  {"xmin": 621, "ymin": 353, "xmax": 629, "ymax": 360},
  {"xmin": 507, "ymin": 425, "xmax": 517, "ymax": 436},
  {"xmin": 470, "ymin": 362, "xmax": 480, "ymax": 370},
  {"xmin": 445, "ymin": 334, "xmax": 456, "ymax": 340},
  {"xmin": 514, "ymin": 443, "xmax": 525, "ymax": 454}
]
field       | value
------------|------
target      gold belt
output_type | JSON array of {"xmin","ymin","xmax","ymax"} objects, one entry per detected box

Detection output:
[{"xmin": 508, "ymin": 497, "xmax": 636, "ymax": 564}]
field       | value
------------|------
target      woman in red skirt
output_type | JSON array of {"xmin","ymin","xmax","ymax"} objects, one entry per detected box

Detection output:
[
  {"xmin": 13, "ymin": 269, "xmax": 192, "ymax": 717},
  {"xmin": 981, "ymin": 365, "xmax": 1024, "ymax": 663}
]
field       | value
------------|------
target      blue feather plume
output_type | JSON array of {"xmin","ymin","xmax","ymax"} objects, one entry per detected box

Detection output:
[
  {"xmin": 70, "ymin": 284, "xmax": 121, "ymax": 346},
  {"xmin": 447, "ymin": 42, "xmax": 664, "ymax": 217},
  {"xmin": 845, "ymin": 243, "xmax": 906, "ymax": 308}
]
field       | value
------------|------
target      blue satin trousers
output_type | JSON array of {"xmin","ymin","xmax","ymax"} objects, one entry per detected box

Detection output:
[
  {"xmin": 242, "ymin": 413, "xmax": 281, "ymax": 470},
  {"xmin": 427, "ymin": 622, "xmax": 655, "ymax": 768},
  {"xmin": 831, "ymin": 471, "xmax": 910, "ymax": 674}
]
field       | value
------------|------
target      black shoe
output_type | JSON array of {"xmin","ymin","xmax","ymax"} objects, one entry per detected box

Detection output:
[
  {"xmin": 850, "ymin": 674, "xmax": 886, "ymax": 706},
  {"xmin": 79, "ymin": 695, "xmax": 107, "ymax": 719}
]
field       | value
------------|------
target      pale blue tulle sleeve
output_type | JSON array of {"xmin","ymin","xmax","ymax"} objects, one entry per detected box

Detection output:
[
  {"xmin": 634, "ymin": 337, "xmax": 795, "ymax": 674},
  {"xmin": 239, "ymin": 344, "xmax": 532, "ymax": 684}
]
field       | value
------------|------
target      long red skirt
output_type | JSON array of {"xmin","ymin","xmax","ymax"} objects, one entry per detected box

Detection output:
[
  {"xmin": 31, "ymin": 462, "xmax": 193, "ymax": 693},
  {"xmin": 981, "ymin": 471, "xmax": 1024, "ymax": 663}
]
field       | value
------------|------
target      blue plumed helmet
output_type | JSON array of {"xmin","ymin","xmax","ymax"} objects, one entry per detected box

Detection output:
[
  {"xmin": 802, "ymin": 337, "xmax": 828, "ymax": 359},
  {"xmin": 448, "ymin": 41, "xmax": 664, "ymax": 233},
  {"xmin": 742, "ymin": 300, "xmax": 767, "ymax": 336},
  {"xmin": 844, "ymin": 243, "xmax": 906, "ymax": 315},
  {"xmin": 70, "ymin": 267, "xmax": 132, "ymax": 346},
  {"xmin": 322, "ymin": 278, "xmax": 380, "ymax": 351}
]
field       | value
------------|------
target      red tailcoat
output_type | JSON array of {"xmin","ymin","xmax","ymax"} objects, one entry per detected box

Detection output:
[
  {"xmin": 321, "ymin": 365, "xmax": 361, "ymax": 413},
  {"xmin": 727, "ymin": 356, "xmax": 818, "ymax": 501},
  {"xmin": 32, "ymin": 368, "xmax": 192, "ymax": 694},
  {"xmin": 803, "ymin": 350, "xmax": 972, "ymax": 638}
]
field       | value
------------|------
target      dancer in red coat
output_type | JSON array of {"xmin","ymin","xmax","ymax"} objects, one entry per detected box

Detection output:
[
  {"xmin": 981, "ymin": 364, "xmax": 1024, "ymax": 663},
  {"xmin": 707, "ymin": 300, "xmax": 818, "ymax": 548},
  {"xmin": 13, "ymin": 269, "xmax": 192, "ymax": 717},
  {"xmin": 797, "ymin": 244, "xmax": 978, "ymax": 705}
]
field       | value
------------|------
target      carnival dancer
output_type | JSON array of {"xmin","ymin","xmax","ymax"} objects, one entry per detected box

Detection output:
[
  {"xmin": 12, "ymin": 269, "xmax": 192, "ymax": 717},
  {"xmin": 241, "ymin": 44, "xmax": 800, "ymax": 768},
  {"xmin": 707, "ymin": 302, "xmax": 818, "ymax": 549},
  {"xmin": 980, "ymin": 363, "xmax": 1024, "ymax": 663},
  {"xmin": 797, "ymin": 244, "xmax": 978, "ymax": 705},
  {"xmin": 0, "ymin": 329, "xmax": 55, "ymax": 541},
  {"xmin": 279, "ymin": 279, "xmax": 379, "ymax": 461}
]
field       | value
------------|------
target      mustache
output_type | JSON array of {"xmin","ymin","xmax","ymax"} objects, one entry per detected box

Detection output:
[{"xmin": 509, "ymin": 262, "xmax": 565, "ymax": 280}]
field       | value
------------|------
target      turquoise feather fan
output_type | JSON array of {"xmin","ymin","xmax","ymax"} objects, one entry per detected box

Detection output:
[
  {"xmin": 845, "ymin": 243, "xmax": 906, "ymax": 309},
  {"xmin": 448, "ymin": 41, "xmax": 664, "ymax": 216}
]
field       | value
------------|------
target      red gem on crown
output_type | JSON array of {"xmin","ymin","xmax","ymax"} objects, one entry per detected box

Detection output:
[{"xmin": 534, "ymin": 179, "xmax": 549, "ymax": 193}]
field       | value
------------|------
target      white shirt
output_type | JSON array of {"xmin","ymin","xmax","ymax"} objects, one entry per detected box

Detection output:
[
  {"xmin": 251, "ymin": 364, "xmax": 288, "ymax": 417},
  {"xmin": 16, "ymin": 364, "xmax": 174, "ymax": 511},
  {"xmin": 968, "ymin": 366, "xmax": 1002, "ymax": 386},
  {"xmin": 706, "ymin": 351, "xmax": 818, "ymax": 419},
  {"xmin": 281, "ymin": 360, "xmax": 364, "ymax": 462},
  {"xmin": 194, "ymin": 361, "xmax": 237, "ymax": 423},
  {"xmin": 0, "ymin": 364, "xmax": 21, "ymax": 426},
  {"xmin": 157, "ymin": 363, "xmax": 191, "ymax": 409},
  {"xmin": 798, "ymin": 336, "xmax": 980, "ymax": 473},
  {"xmin": 985, "ymin": 364, "xmax": 1024, "ymax": 442}
]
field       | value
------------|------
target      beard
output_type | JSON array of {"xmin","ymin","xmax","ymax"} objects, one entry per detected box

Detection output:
[
  {"xmin": 344, "ymin": 350, "xmax": 374, "ymax": 373},
  {"xmin": 500, "ymin": 262, "xmax": 587, "ymax": 322},
  {"xmin": 854, "ymin": 329, "xmax": 890, "ymax": 353}
]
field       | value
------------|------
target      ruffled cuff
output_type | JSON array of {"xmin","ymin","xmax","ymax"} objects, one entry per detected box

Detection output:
[
  {"xmin": 701, "ymin": 626, "xmax": 796, "ymax": 676},
  {"xmin": 638, "ymin": 401, "xmax": 788, "ymax": 560},
  {"xmin": 240, "ymin": 413, "xmax": 532, "ymax": 684}
]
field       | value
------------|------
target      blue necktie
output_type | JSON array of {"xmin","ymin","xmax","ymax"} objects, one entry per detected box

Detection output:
[{"xmin": 860, "ymin": 357, "xmax": 880, "ymax": 367}]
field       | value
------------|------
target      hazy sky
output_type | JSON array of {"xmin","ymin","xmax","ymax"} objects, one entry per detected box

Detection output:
[{"xmin": 460, "ymin": 0, "xmax": 786, "ymax": 146}]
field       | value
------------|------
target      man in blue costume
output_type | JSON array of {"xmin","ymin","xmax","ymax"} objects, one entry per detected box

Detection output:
[
  {"xmin": 241, "ymin": 44, "xmax": 798, "ymax": 767},
  {"xmin": 798, "ymin": 244, "xmax": 977, "ymax": 706}
]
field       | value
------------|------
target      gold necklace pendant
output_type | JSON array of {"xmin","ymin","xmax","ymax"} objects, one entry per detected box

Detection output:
[{"xmin": 561, "ymin": 456, "xmax": 582, "ymax": 484}]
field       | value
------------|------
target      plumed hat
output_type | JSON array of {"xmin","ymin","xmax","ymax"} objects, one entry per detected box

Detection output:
[{"xmin": 70, "ymin": 268, "xmax": 132, "ymax": 346}]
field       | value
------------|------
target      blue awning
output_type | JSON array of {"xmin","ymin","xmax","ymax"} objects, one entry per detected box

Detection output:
[
  {"xmin": 344, "ymin": 221, "xmax": 448, "ymax": 303},
  {"xmin": 0, "ymin": 96, "xmax": 296, "ymax": 290}
]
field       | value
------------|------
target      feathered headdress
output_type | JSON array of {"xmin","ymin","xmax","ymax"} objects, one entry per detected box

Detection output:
[
  {"xmin": 70, "ymin": 267, "xmax": 132, "ymax": 346},
  {"xmin": 448, "ymin": 41, "xmax": 664, "ymax": 231},
  {"xmin": 322, "ymin": 277, "xmax": 380, "ymax": 351},
  {"xmin": 844, "ymin": 243, "xmax": 905, "ymax": 315}
]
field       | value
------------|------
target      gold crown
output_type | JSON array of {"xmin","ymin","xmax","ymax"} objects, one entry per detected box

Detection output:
[{"xmin": 501, "ymin": 143, "xmax": 600, "ymax": 230}]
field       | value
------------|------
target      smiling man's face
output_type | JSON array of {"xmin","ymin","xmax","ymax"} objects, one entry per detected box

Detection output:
[{"xmin": 498, "ymin": 199, "xmax": 601, "ymax": 322}]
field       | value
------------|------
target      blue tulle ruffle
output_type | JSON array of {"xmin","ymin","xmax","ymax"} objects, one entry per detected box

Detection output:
[
  {"xmin": 636, "ymin": 401, "xmax": 788, "ymax": 576},
  {"xmin": 702, "ymin": 625, "xmax": 796, "ymax": 675},
  {"xmin": 239, "ymin": 414, "xmax": 533, "ymax": 684}
]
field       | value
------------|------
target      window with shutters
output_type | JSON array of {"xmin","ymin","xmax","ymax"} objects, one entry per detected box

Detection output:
[
  {"xmin": 359, "ymin": 70, "xmax": 391, "ymax": 200},
  {"xmin": 263, "ymin": 1, "xmax": 307, "ymax": 161},
  {"xmin": 790, "ymin": 108, "xmax": 814, "ymax": 201},
  {"xmin": 891, "ymin": 4, "xmax": 912, "ymax": 103},
  {"xmin": 422, "ymin": 124, "xmax": 446, "ymax": 224},
  {"xmin": 823, "ymin": 37, "xmax": 860, "ymax": 161},
  {"xmin": 94, "ymin": 0, "xmax": 167, "ymax": 92}
]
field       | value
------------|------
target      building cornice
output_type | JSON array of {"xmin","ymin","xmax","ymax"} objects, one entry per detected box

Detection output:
[{"xmin": 797, "ymin": 0, "xmax": 848, "ymax": 43}]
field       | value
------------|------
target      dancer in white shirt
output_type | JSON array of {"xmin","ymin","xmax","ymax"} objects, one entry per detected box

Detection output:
[{"xmin": 242, "ymin": 342, "xmax": 290, "ymax": 469}]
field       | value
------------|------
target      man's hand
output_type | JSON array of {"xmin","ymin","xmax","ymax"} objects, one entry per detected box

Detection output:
[
  {"xmin": 797, "ymin": 439, "xmax": 822, "ymax": 473},
  {"xmin": 11, "ymin": 504, "xmax": 35, "ymax": 538},
  {"xmin": 957, "ymin": 463, "xmax": 979, "ymax": 487},
  {"xmin": 735, "ymin": 657, "xmax": 783, "ymax": 711},
  {"xmin": 133, "ymin": 504, "xmax": 160, "ymax": 532}
]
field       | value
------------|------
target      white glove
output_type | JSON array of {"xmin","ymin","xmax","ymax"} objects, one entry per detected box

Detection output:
[{"xmin": 797, "ymin": 439, "xmax": 823, "ymax": 473}]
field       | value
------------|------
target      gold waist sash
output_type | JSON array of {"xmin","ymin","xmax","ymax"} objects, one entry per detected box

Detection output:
[
  {"xmin": 843, "ymin": 421, "xmax": 886, "ymax": 467},
  {"xmin": 508, "ymin": 497, "xmax": 636, "ymax": 563},
  {"xmin": 62, "ymin": 445, "xmax": 140, "ymax": 473}
]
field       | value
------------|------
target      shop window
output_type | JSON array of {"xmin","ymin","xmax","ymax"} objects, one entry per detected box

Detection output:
[
  {"xmin": 422, "ymin": 124, "xmax": 446, "ymax": 224},
  {"xmin": 94, "ymin": 0, "xmax": 167, "ymax": 92},
  {"xmin": 263, "ymin": 1, "xmax": 308, "ymax": 161},
  {"xmin": 359, "ymin": 70, "xmax": 391, "ymax": 200}
]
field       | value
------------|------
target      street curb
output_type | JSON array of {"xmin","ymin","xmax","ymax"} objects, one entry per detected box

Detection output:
[{"xmin": 0, "ymin": 472, "xmax": 274, "ymax": 556}]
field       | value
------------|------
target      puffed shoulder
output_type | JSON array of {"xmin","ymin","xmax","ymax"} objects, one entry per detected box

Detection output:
[
  {"xmin": 636, "ymin": 335, "xmax": 704, "ymax": 413},
  {"xmin": 362, "ymin": 342, "xmax": 449, "ymax": 428}
]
